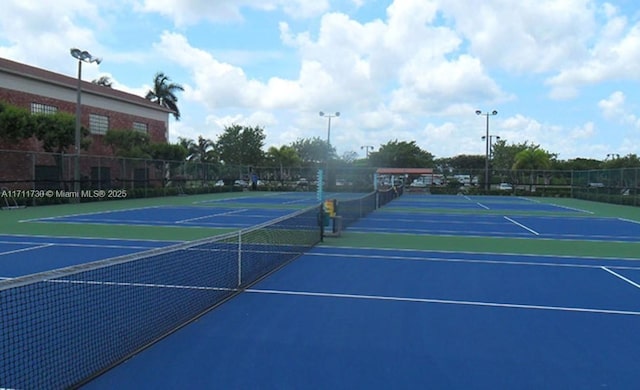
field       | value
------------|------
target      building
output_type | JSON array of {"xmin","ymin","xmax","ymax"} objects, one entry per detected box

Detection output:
[{"xmin": 0, "ymin": 57, "xmax": 173, "ymax": 190}]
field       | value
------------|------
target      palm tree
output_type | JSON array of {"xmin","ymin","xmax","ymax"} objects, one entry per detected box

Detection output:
[
  {"xmin": 513, "ymin": 147, "xmax": 552, "ymax": 187},
  {"xmin": 92, "ymin": 76, "xmax": 113, "ymax": 87},
  {"xmin": 146, "ymin": 72, "xmax": 184, "ymax": 120},
  {"xmin": 267, "ymin": 145, "xmax": 301, "ymax": 181},
  {"xmin": 178, "ymin": 136, "xmax": 217, "ymax": 183}
]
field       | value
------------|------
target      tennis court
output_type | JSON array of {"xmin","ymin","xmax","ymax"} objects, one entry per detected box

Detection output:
[
  {"xmin": 2, "ymin": 192, "xmax": 640, "ymax": 388},
  {"xmin": 86, "ymin": 246, "xmax": 640, "ymax": 388}
]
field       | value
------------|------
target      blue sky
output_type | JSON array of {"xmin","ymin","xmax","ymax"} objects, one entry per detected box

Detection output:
[{"xmin": 2, "ymin": 0, "xmax": 640, "ymax": 160}]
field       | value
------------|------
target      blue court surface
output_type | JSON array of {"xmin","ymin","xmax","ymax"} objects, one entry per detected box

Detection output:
[
  {"xmin": 83, "ymin": 246, "xmax": 640, "ymax": 389},
  {"xmin": 24, "ymin": 205, "xmax": 301, "ymax": 228},
  {"xmin": 0, "ymin": 235, "xmax": 178, "ymax": 278},
  {"xmin": 348, "ymin": 211, "xmax": 640, "ymax": 241}
]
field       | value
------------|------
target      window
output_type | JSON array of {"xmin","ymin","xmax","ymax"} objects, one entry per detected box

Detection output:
[
  {"xmin": 132, "ymin": 122, "xmax": 148, "ymax": 134},
  {"xmin": 89, "ymin": 114, "xmax": 109, "ymax": 135},
  {"xmin": 31, "ymin": 103, "xmax": 57, "ymax": 115}
]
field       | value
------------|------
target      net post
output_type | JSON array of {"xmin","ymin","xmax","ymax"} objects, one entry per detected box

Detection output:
[{"xmin": 237, "ymin": 231, "xmax": 242, "ymax": 287}]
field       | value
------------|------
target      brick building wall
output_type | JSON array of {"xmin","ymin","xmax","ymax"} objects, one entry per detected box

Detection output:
[{"xmin": 0, "ymin": 57, "xmax": 172, "ymax": 190}]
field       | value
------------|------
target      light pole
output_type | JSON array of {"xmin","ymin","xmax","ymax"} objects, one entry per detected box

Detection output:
[
  {"xmin": 481, "ymin": 135, "xmax": 500, "ymax": 159},
  {"xmin": 361, "ymin": 145, "xmax": 373, "ymax": 158},
  {"xmin": 319, "ymin": 111, "xmax": 339, "ymax": 173},
  {"xmin": 70, "ymin": 48, "xmax": 102, "ymax": 194},
  {"xmin": 476, "ymin": 109, "xmax": 498, "ymax": 191}
]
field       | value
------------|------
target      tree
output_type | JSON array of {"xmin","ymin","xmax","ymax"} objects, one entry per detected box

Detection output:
[
  {"xmin": 145, "ymin": 72, "xmax": 184, "ymax": 120},
  {"xmin": 0, "ymin": 102, "xmax": 33, "ymax": 141},
  {"xmin": 491, "ymin": 139, "xmax": 530, "ymax": 171},
  {"xmin": 512, "ymin": 146, "xmax": 553, "ymax": 187},
  {"xmin": 603, "ymin": 154, "xmax": 640, "ymax": 169},
  {"xmin": 266, "ymin": 145, "xmax": 301, "ymax": 180},
  {"xmin": 368, "ymin": 140, "xmax": 434, "ymax": 168},
  {"xmin": 149, "ymin": 143, "xmax": 188, "ymax": 161},
  {"xmin": 512, "ymin": 147, "xmax": 553, "ymax": 170},
  {"xmin": 31, "ymin": 112, "xmax": 90, "ymax": 187},
  {"xmin": 104, "ymin": 129, "xmax": 152, "ymax": 158},
  {"xmin": 183, "ymin": 136, "xmax": 217, "ymax": 163},
  {"xmin": 217, "ymin": 124, "xmax": 266, "ymax": 167},
  {"xmin": 340, "ymin": 151, "xmax": 359, "ymax": 164},
  {"xmin": 32, "ymin": 112, "xmax": 89, "ymax": 154},
  {"xmin": 447, "ymin": 154, "xmax": 485, "ymax": 172},
  {"xmin": 92, "ymin": 76, "xmax": 113, "ymax": 88},
  {"xmin": 291, "ymin": 137, "xmax": 332, "ymax": 165},
  {"xmin": 555, "ymin": 158, "xmax": 602, "ymax": 171}
]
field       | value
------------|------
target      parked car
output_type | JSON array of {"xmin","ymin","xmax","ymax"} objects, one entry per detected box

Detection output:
[
  {"xmin": 214, "ymin": 179, "xmax": 225, "ymax": 187},
  {"xmin": 498, "ymin": 183, "xmax": 513, "ymax": 191},
  {"xmin": 234, "ymin": 179, "xmax": 248, "ymax": 188}
]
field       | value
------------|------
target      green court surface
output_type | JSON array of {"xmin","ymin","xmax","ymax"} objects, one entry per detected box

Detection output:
[
  {"xmin": 0, "ymin": 191, "xmax": 307, "ymax": 241},
  {"xmin": 322, "ymin": 196, "xmax": 640, "ymax": 259}
]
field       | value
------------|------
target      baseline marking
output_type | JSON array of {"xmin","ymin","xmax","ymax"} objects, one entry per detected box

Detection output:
[
  {"xmin": 476, "ymin": 202, "xmax": 490, "ymax": 210},
  {"xmin": 619, "ymin": 218, "xmax": 640, "ymax": 225},
  {"xmin": 601, "ymin": 266, "xmax": 640, "ymax": 289},
  {"xmin": 0, "ymin": 244, "xmax": 54, "ymax": 256},
  {"xmin": 176, "ymin": 208, "xmax": 249, "ymax": 224},
  {"xmin": 504, "ymin": 216, "xmax": 539, "ymax": 235}
]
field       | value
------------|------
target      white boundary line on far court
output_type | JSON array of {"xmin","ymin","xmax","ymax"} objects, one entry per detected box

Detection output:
[
  {"xmin": 0, "ymin": 243, "xmax": 53, "ymax": 256},
  {"xmin": 18, "ymin": 205, "xmax": 162, "ymax": 223},
  {"xmin": 601, "ymin": 267, "xmax": 640, "ymax": 289},
  {"xmin": 176, "ymin": 208, "xmax": 248, "ymax": 224},
  {"xmin": 306, "ymin": 250, "xmax": 640, "ymax": 271},
  {"xmin": 503, "ymin": 216, "xmax": 540, "ymax": 235}
]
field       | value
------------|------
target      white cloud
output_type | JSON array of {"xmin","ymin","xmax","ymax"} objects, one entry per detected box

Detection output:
[
  {"xmin": 0, "ymin": 0, "xmax": 104, "ymax": 78},
  {"xmin": 545, "ymin": 7, "xmax": 640, "ymax": 99},
  {"xmin": 598, "ymin": 91, "xmax": 640, "ymax": 128},
  {"xmin": 441, "ymin": 0, "xmax": 597, "ymax": 74},
  {"xmin": 137, "ymin": 0, "xmax": 328, "ymax": 26}
]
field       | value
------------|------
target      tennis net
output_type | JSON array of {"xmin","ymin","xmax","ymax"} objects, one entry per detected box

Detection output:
[
  {"xmin": 336, "ymin": 185, "xmax": 403, "ymax": 229},
  {"xmin": 0, "ymin": 204, "xmax": 322, "ymax": 389}
]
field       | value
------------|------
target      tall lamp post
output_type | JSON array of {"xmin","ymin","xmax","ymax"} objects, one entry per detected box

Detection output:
[
  {"xmin": 481, "ymin": 135, "xmax": 500, "ymax": 159},
  {"xmin": 70, "ymin": 48, "xmax": 102, "ymax": 194},
  {"xmin": 476, "ymin": 109, "xmax": 498, "ymax": 191},
  {"xmin": 319, "ymin": 111, "xmax": 340, "ymax": 173},
  {"xmin": 361, "ymin": 145, "xmax": 373, "ymax": 158}
]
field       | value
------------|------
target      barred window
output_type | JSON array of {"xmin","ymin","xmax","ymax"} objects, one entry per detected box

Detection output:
[
  {"xmin": 133, "ymin": 122, "xmax": 148, "ymax": 134},
  {"xmin": 30, "ymin": 102, "xmax": 57, "ymax": 115},
  {"xmin": 89, "ymin": 114, "xmax": 109, "ymax": 135}
]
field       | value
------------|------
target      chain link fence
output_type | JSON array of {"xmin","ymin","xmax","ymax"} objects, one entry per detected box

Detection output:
[{"xmin": 1, "ymin": 149, "xmax": 638, "ymax": 207}]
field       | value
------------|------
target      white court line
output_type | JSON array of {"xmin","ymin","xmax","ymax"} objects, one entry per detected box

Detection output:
[
  {"xmin": 548, "ymin": 203, "xmax": 593, "ymax": 214},
  {"xmin": 619, "ymin": 217, "xmax": 640, "ymax": 225},
  {"xmin": 245, "ymin": 288, "xmax": 640, "ymax": 317},
  {"xmin": 305, "ymin": 251, "xmax": 640, "ymax": 271},
  {"xmin": 39, "ymin": 279, "xmax": 640, "ymax": 317},
  {"xmin": 476, "ymin": 202, "xmax": 490, "ymax": 210},
  {"xmin": 19, "ymin": 205, "xmax": 162, "ymax": 223},
  {"xmin": 176, "ymin": 208, "xmax": 248, "ymax": 224},
  {"xmin": 0, "ymin": 244, "xmax": 53, "ymax": 256},
  {"xmin": 283, "ymin": 198, "xmax": 313, "ymax": 205},
  {"xmin": 0, "ymin": 241, "xmax": 162, "ymax": 250},
  {"xmin": 601, "ymin": 267, "xmax": 640, "ymax": 289},
  {"xmin": 503, "ymin": 216, "xmax": 539, "ymax": 235},
  {"xmin": 0, "ymin": 233, "xmax": 178, "ymax": 243}
]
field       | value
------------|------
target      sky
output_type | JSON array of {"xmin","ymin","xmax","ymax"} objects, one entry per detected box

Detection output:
[{"xmin": 1, "ymin": 0, "xmax": 640, "ymax": 161}]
